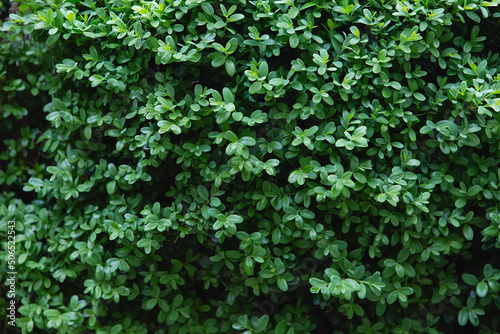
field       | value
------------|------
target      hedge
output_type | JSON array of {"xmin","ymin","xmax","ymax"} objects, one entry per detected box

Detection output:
[{"xmin": 1, "ymin": 0, "xmax": 500, "ymax": 333}]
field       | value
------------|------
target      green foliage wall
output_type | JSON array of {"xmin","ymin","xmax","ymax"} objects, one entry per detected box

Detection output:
[{"xmin": 2, "ymin": 0, "xmax": 500, "ymax": 333}]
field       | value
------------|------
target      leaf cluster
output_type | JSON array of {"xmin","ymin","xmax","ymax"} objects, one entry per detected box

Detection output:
[{"xmin": 2, "ymin": 0, "xmax": 500, "ymax": 333}]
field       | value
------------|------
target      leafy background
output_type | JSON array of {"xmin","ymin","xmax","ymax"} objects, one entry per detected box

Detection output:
[{"xmin": 1, "ymin": 0, "xmax": 500, "ymax": 333}]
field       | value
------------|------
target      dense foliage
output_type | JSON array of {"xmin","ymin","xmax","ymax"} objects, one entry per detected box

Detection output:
[{"xmin": 2, "ymin": 0, "xmax": 500, "ymax": 332}]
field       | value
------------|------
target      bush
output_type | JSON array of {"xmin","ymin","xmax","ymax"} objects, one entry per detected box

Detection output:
[{"xmin": 2, "ymin": 0, "xmax": 500, "ymax": 333}]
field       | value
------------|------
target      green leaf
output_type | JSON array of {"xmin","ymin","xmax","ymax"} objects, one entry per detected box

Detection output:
[
  {"xmin": 467, "ymin": 185, "xmax": 482, "ymax": 197},
  {"xmin": 46, "ymin": 33, "xmax": 60, "ymax": 47},
  {"xmin": 277, "ymin": 276, "xmax": 288, "ymax": 291},
  {"xmin": 458, "ymin": 308, "xmax": 468, "ymax": 326},
  {"xmin": 52, "ymin": 98, "xmax": 67, "ymax": 110},
  {"xmin": 291, "ymin": 80, "xmax": 303, "ymax": 90},
  {"xmin": 225, "ymin": 59, "xmax": 236, "ymax": 76},
  {"xmin": 275, "ymin": 322, "xmax": 286, "ymax": 334},
  {"xmin": 201, "ymin": 2, "xmax": 214, "ymax": 14},
  {"xmin": 229, "ymin": 13, "xmax": 245, "ymax": 21},
  {"xmin": 212, "ymin": 54, "xmax": 226, "ymax": 67},
  {"xmin": 107, "ymin": 180, "xmax": 116, "ymax": 194},
  {"xmin": 463, "ymin": 224, "xmax": 473, "ymax": 240},
  {"xmin": 272, "ymin": 228, "xmax": 281, "ymax": 244},
  {"xmin": 466, "ymin": 10, "xmax": 481, "ymax": 23},
  {"xmin": 255, "ymin": 315, "xmax": 269, "ymax": 331},
  {"xmin": 232, "ymin": 112, "xmax": 243, "ymax": 121},
  {"xmin": 227, "ymin": 215, "xmax": 243, "ymax": 224},
  {"xmin": 463, "ymin": 274, "xmax": 478, "ymax": 285},
  {"xmin": 197, "ymin": 185, "xmax": 209, "ymax": 200},
  {"xmin": 413, "ymin": 92, "xmax": 426, "ymax": 101},
  {"xmin": 225, "ymin": 250, "xmax": 242, "ymax": 259},
  {"xmin": 387, "ymin": 291, "xmax": 398, "ymax": 304},
  {"xmin": 239, "ymin": 136, "xmax": 256, "ymax": 146},
  {"xmin": 249, "ymin": 81, "xmax": 262, "ymax": 94},
  {"xmin": 84, "ymin": 126, "xmax": 92, "ymax": 140},
  {"xmin": 44, "ymin": 309, "xmax": 62, "ymax": 319},
  {"xmin": 173, "ymin": 294, "xmax": 184, "ymax": 307},
  {"xmin": 455, "ymin": 198, "xmax": 466, "ymax": 208},
  {"xmin": 476, "ymin": 281, "xmax": 488, "ymax": 297},
  {"xmin": 483, "ymin": 264, "xmax": 493, "ymax": 279}
]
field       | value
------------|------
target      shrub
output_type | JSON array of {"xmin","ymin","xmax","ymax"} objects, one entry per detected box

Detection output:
[{"xmin": 2, "ymin": 0, "xmax": 500, "ymax": 333}]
